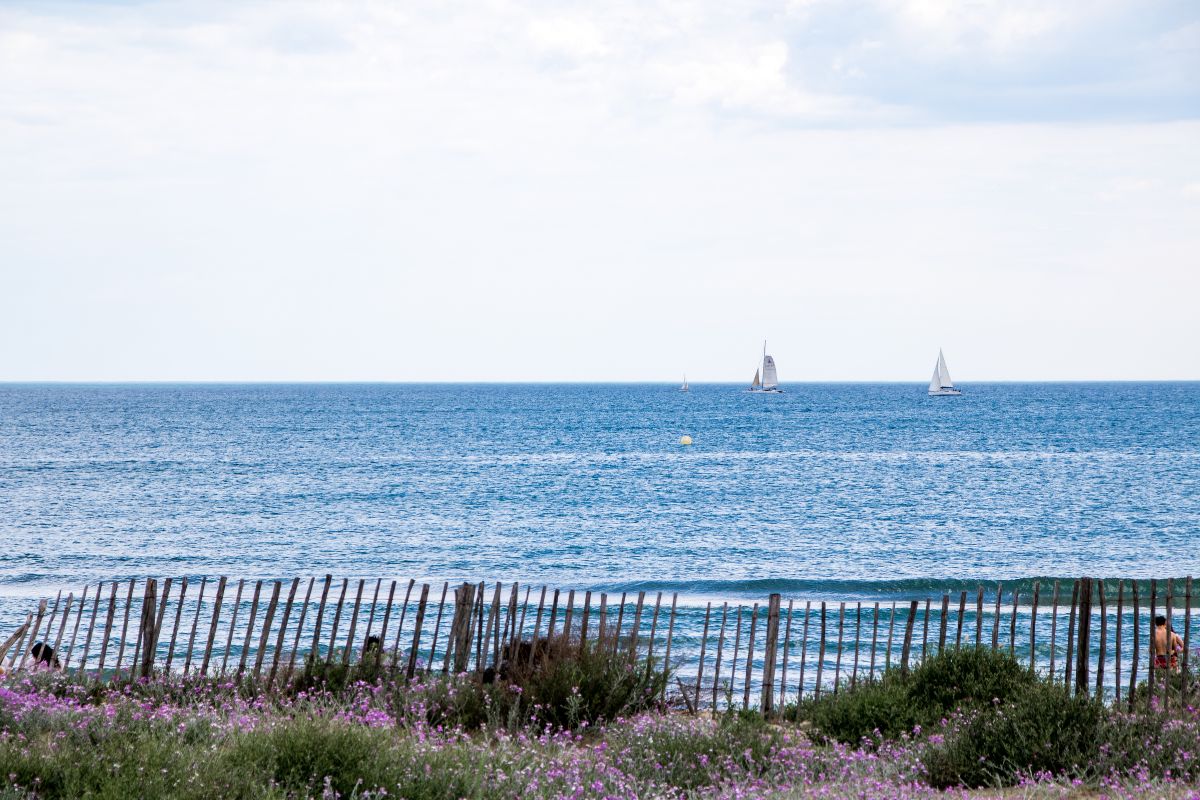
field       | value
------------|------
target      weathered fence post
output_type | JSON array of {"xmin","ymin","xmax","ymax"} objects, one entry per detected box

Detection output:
[
  {"xmin": 138, "ymin": 579, "xmax": 158, "ymax": 678},
  {"xmin": 1065, "ymin": 580, "xmax": 1079, "ymax": 689},
  {"xmin": 406, "ymin": 583, "xmax": 430, "ymax": 680},
  {"xmin": 1075, "ymin": 578, "xmax": 1092, "ymax": 697},
  {"xmin": 1096, "ymin": 579, "xmax": 1108, "ymax": 698},
  {"xmin": 761, "ymin": 593, "xmax": 781, "ymax": 715},
  {"xmin": 451, "ymin": 582, "xmax": 476, "ymax": 674},
  {"xmin": 900, "ymin": 600, "xmax": 918, "ymax": 675},
  {"xmin": 1129, "ymin": 580, "xmax": 1140, "ymax": 710},
  {"xmin": 1029, "ymin": 582, "xmax": 1040, "ymax": 671},
  {"xmin": 200, "ymin": 576, "xmax": 227, "ymax": 676},
  {"xmin": 742, "ymin": 603, "xmax": 759, "ymax": 710},
  {"xmin": 694, "ymin": 602, "xmax": 712, "ymax": 714}
]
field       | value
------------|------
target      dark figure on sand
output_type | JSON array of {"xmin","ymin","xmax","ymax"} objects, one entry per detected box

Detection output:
[{"xmin": 1152, "ymin": 615, "xmax": 1184, "ymax": 671}]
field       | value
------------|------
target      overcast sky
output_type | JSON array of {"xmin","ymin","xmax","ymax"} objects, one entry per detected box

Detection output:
[{"xmin": 2, "ymin": 0, "xmax": 1198, "ymax": 381}]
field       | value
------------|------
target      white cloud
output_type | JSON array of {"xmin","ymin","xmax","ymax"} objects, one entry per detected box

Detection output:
[{"xmin": 0, "ymin": 0, "xmax": 1197, "ymax": 380}]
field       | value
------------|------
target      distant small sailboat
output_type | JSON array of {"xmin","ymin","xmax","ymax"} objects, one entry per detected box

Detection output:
[
  {"xmin": 928, "ymin": 349, "xmax": 962, "ymax": 396},
  {"xmin": 749, "ymin": 341, "xmax": 782, "ymax": 392},
  {"xmin": 680, "ymin": 375, "xmax": 689, "ymax": 392}
]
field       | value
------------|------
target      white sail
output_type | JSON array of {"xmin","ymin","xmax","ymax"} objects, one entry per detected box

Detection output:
[
  {"xmin": 928, "ymin": 367, "xmax": 942, "ymax": 393},
  {"xmin": 750, "ymin": 368, "xmax": 761, "ymax": 389},
  {"xmin": 936, "ymin": 349, "xmax": 954, "ymax": 388},
  {"xmin": 762, "ymin": 355, "xmax": 778, "ymax": 389},
  {"xmin": 680, "ymin": 375, "xmax": 689, "ymax": 391}
]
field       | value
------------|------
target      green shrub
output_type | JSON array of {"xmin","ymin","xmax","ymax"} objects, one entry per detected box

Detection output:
[
  {"xmin": 921, "ymin": 681, "xmax": 1107, "ymax": 789},
  {"xmin": 792, "ymin": 647, "xmax": 1038, "ymax": 745},
  {"xmin": 906, "ymin": 646, "xmax": 1036, "ymax": 713},
  {"xmin": 790, "ymin": 674, "xmax": 918, "ymax": 744}
]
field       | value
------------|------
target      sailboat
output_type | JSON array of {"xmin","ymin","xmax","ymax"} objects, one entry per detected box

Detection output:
[
  {"xmin": 928, "ymin": 349, "xmax": 962, "ymax": 396},
  {"xmin": 748, "ymin": 341, "xmax": 782, "ymax": 393},
  {"xmin": 680, "ymin": 375, "xmax": 689, "ymax": 392}
]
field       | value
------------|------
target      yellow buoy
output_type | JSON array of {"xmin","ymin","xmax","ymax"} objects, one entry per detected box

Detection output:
[{"xmin": 680, "ymin": 435, "xmax": 693, "ymax": 446}]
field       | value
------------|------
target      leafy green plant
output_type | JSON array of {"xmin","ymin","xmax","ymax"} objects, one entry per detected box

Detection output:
[{"xmin": 921, "ymin": 681, "xmax": 1107, "ymax": 789}]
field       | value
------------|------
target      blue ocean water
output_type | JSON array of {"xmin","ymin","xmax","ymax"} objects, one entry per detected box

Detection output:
[{"xmin": 2, "ymin": 382, "xmax": 1197, "ymax": 631}]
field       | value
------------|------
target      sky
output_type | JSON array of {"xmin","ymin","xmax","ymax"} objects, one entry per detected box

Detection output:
[{"xmin": 1, "ymin": 0, "xmax": 1198, "ymax": 382}]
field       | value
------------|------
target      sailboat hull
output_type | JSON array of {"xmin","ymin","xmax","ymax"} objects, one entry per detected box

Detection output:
[{"xmin": 928, "ymin": 388, "xmax": 963, "ymax": 396}]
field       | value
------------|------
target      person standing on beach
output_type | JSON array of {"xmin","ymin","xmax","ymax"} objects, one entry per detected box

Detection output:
[{"xmin": 1152, "ymin": 615, "xmax": 1184, "ymax": 670}]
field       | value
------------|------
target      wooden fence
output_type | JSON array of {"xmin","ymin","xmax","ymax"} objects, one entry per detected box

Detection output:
[{"xmin": 1, "ymin": 576, "xmax": 1194, "ymax": 714}]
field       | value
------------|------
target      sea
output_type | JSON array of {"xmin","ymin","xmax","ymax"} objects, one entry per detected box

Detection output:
[{"xmin": 1, "ymin": 382, "xmax": 1199, "ymax": 664}]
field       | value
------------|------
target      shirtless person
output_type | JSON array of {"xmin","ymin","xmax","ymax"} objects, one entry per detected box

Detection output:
[{"xmin": 1152, "ymin": 615, "xmax": 1184, "ymax": 671}]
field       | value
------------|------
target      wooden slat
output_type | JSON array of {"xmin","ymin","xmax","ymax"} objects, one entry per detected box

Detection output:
[
  {"xmin": 1096, "ymin": 579, "xmax": 1107, "ymax": 697},
  {"xmin": 286, "ymin": 577, "xmax": 316, "ymax": 676},
  {"xmin": 201, "ymin": 577, "xmax": 228, "ymax": 676},
  {"xmin": 797, "ymin": 601, "xmax": 811, "ymax": 701},
  {"xmin": 814, "ymin": 602, "xmax": 825, "ymax": 699},
  {"xmin": 1129, "ymin": 579, "xmax": 1140, "ymax": 710},
  {"xmin": 326, "ymin": 579, "xmax": 348, "ymax": 667},
  {"xmin": 451, "ymin": 583, "xmax": 477, "ymax": 674},
  {"xmin": 712, "ymin": 602, "xmax": 729, "ymax": 712},
  {"xmin": 1049, "ymin": 580, "xmax": 1060, "ymax": 679},
  {"xmin": 115, "ymin": 582, "xmax": 135, "ymax": 677},
  {"xmin": 1075, "ymin": 578, "xmax": 1092, "ymax": 697},
  {"xmin": 694, "ymin": 602, "xmax": 711, "ymax": 713},
  {"xmin": 150, "ymin": 577, "xmax": 173, "ymax": 667},
  {"xmin": 885, "ymin": 601, "xmax": 896, "ymax": 671},
  {"xmin": 920, "ymin": 598, "xmax": 930, "ymax": 662},
  {"xmin": 1114, "ymin": 580, "xmax": 1124, "ymax": 703},
  {"xmin": 253, "ymin": 580, "xmax": 282, "ymax": 678},
  {"xmin": 778, "ymin": 599, "xmax": 794, "ymax": 708},
  {"xmin": 426, "ymin": 582, "xmax": 450, "ymax": 674},
  {"xmin": 308, "ymin": 575, "xmax": 332, "ymax": 666},
  {"xmin": 474, "ymin": 583, "xmax": 485, "ymax": 670},
  {"xmin": 406, "ymin": 583, "xmax": 430, "ymax": 680},
  {"xmin": 851, "ymin": 602, "xmax": 861, "ymax": 689},
  {"xmin": 1009, "ymin": 589, "xmax": 1020, "ymax": 656},
  {"xmin": 164, "ymin": 578, "xmax": 189, "ymax": 672},
  {"xmin": 51, "ymin": 592, "xmax": 74, "ymax": 662},
  {"xmin": 376, "ymin": 580, "xmax": 398, "ymax": 658},
  {"xmin": 742, "ymin": 602, "xmax": 759, "ymax": 710},
  {"xmin": 580, "ymin": 590, "xmax": 593, "ymax": 645},
  {"xmin": 183, "ymin": 577, "xmax": 208, "ymax": 675},
  {"xmin": 937, "ymin": 594, "xmax": 950, "ymax": 654},
  {"xmin": 562, "ymin": 589, "xmax": 575, "ymax": 643},
  {"xmin": 363, "ymin": 578, "xmax": 382, "ymax": 651},
  {"xmin": 481, "ymin": 583, "xmax": 502, "ymax": 673},
  {"xmin": 269, "ymin": 577, "xmax": 300, "ymax": 686},
  {"xmin": 761, "ymin": 594, "xmax": 781, "ymax": 712},
  {"xmin": 77, "ymin": 581, "xmax": 104, "ymax": 674},
  {"xmin": 17, "ymin": 600, "xmax": 48, "ymax": 672},
  {"xmin": 341, "ymin": 579, "xmax": 365, "ymax": 667},
  {"xmin": 991, "ymin": 582, "xmax": 1002, "ymax": 650},
  {"xmin": 391, "ymin": 579, "xmax": 415, "ymax": 666},
  {"xmin": 4, "ymin": 613, "xmax": 31, "ymax": 671},
  {"xmin": 628, "ymin": 591, "xmax": 646, "ymax": 658},
  {"xmin": 660, "ymin": 593, "xmax": 678, "ymax": 703},
  {"xmin": 137, "ymin": 580, "xmax": 158, "ymax": 678},
  {"xmin": 221, "ymin": 579, "xmax": 245, "ymax": 676},
  {"xmin": 1184, "ymin": 576, "xmax": 1193, "ymax": 707},
  {"xmin": 613, "ymin": 592, "xmax": 627, "ymax": 655},
  {"xmin": 975, "ymin": 586, "xmax": 984, "ymax": 648},
  {"xmin": 95, "ymin": 583, "xmax": 118, "ymax": 678},
  {"xmin": 1142, "ymin": 582, "xmax": 1152, "ymax": 705},
  {"xmin": 955, "ymin": 591, "xmax": 967, "ymax": 650},
  {"xmin": 645, "ymin": 592, "xmax": 664, "ymax": 664},
  {"xmin": 1065, "ymin": 579, "xmax": 1079, "ymax": 689},
  {"xmin": 869, "ymin": 601, "xmax": 880, "ymax": 679},
  {"xmin": 527, "ymin": 586, "xmax": 547, "ymax": 670},
  {"xmin": 514, "ymin": 584, "xmax": 532, "ymax": 652},
  {"xmin": 238, "ymin": 580, "xmax": 263, "ymax": 677},
  {"xmin": 597, "ymin": 592, "xmax": 607, "ymax": 648},
  {"xmin": 1029, "ymin": 581, "xmax": 1040, "ymax": 671},
  {"xmin": 900, "ymin": 600, "xmax": 918, "ymax": 675},
  {"xmin": 1164, "ymin": 578, "xmax": 1173, "ymax": 712},
  {"xmin": 833, "ymin": 602, "xmax": 844, "ymax": 693}
]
